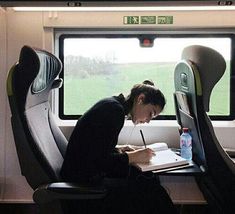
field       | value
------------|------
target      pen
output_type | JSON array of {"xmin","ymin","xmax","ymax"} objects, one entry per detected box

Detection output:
[{"xmin": 140, "ymin": 129, "xmax": 147, "ymax": 148}]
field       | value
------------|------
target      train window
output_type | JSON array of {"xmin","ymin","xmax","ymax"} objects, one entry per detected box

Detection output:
[{"xmin": 58, "ymin": 34, "xmax": 233, "ymax": 120}]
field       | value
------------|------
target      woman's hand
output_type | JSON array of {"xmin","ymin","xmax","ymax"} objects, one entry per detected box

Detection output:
[
  {"xmin": 126, "ymin": 148, "xmax": 155, "ymax": 164},
  {"xmin": 116, "ymin": 144, "xmax": 142, "ymax": 153}
]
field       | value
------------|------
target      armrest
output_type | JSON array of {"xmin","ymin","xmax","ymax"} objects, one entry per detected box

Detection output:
[
  {"xmin": 33, "ymin": 182, "xmax": 107, "ymax": 204},
  {"xmin": 224, "ymin": 148, "xmax": 235, "ymax": 158}
]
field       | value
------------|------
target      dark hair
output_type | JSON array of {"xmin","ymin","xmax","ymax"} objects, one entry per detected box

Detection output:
[{"xmin": 126, "ymin": 80, "xmax": 166, "ymax": 111}]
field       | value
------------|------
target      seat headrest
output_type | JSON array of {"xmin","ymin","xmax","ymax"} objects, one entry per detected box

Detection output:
[
  {"xmin": 19, "ymin": 45, "xmax": 62, "ymax": 94},
  {"xmin": 16, "ymin": 46, "xmax": 63, "ymax": 109},
  {"xmin": 181, "ymin": 45, "xmax": 226, "ymax": 112}
]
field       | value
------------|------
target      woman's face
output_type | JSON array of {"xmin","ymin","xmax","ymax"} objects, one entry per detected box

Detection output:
[{"xmin": 130, "ymin": 94, "xmax": 162, "ymax": 125}]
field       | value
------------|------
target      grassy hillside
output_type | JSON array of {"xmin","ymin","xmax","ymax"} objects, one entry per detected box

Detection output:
[{"xmin": 63, "ymin": 62, "xmax": 229, "ymax": 116}]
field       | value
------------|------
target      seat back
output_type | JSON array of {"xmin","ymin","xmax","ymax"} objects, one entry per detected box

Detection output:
[
  {"xmin": 174, "ymin": 59, "xmax": 207, "ymax": 168},
  {"xmin": 6, "ymin": 46, "xmax": 68, "ymax": 189},
  {"xmin": 174, "ymin": 45, "xmax": 235, "ymax": 212}
]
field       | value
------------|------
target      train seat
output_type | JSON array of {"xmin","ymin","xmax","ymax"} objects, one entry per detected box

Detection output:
[
  {"xmin": 174, "ymin": 45, "xmax": 235, "ymax": 214},
  {"xmin": 6, "ymin": 45, "xmax": 106, "ymax": 214}
]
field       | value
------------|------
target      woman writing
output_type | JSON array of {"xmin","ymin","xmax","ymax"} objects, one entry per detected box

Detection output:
[{"xmin": 61, "ymin": 80, "xmax": 178, "ymax": 214}]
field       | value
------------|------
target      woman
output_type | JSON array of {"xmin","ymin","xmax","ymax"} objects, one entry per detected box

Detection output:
[{"xmin": 61, "ymin": 80, "xmax": 178, "ymax": 214}]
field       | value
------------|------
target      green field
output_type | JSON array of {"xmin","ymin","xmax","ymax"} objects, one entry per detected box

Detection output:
[{"xmin": 64, "ymin": 62, "xmax": 230, "ymax": 116}]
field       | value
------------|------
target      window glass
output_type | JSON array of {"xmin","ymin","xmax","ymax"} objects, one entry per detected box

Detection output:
[{"xmin": 59, "ymin": 35, "xmax": 231, "ymax": 119}]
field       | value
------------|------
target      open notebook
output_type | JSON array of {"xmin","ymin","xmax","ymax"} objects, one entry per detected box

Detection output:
[{"xmin": 134, "ymin": 142, "xmax": 190, "ymax": 172}]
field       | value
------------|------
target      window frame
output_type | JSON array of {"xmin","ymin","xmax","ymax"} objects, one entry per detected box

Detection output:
[{"xmin": 58, "ymin": 31, "xmax": 235, "ymax": 121}]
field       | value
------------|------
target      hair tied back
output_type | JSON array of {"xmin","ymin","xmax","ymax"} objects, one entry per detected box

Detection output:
[{"xmin": 142, "ymin": 79, "xmax": 155, "ymax": 87}]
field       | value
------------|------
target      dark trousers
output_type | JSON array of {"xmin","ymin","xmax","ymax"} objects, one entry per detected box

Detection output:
[{"xmin": 101, "ymin": 166, "xmax": 177, "ymax": 214}]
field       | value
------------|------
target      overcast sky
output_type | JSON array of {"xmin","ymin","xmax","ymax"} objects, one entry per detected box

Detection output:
[{"xmin": 64, "ymin": 37, "xmax": 231, "ymax": 63}]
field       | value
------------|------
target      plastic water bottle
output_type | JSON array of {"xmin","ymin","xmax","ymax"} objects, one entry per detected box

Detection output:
[{"xmin": 180, "ymin": 128, "xmax": 192, "ymax": 160}]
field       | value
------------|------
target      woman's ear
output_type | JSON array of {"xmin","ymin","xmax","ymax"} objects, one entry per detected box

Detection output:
[{"xmin": 137, "ymin": 93, "xmax": 145, "ymax": 104}]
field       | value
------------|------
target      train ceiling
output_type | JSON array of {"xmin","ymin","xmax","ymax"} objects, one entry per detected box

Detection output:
[{"xmin": 0, "ymin": 0, "xmax": 234, "ymax": 7}]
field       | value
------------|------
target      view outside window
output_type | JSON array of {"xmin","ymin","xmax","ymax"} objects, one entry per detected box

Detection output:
[{"xmin": 61, "ymin": 37, "xmax": 230, "ymax": 118}]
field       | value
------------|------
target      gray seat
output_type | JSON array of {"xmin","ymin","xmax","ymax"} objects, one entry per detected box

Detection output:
[
  {"xmin": 174, "ymin": 45, "xmax": 235, "ymax": 214},
  {"xmin": 6, "ymin": 45, "xmax": 106, "ymax": 214}
]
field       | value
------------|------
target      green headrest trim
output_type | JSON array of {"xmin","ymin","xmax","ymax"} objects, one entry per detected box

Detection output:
[
  {"xmin": 6, "ymin": 64, "xmax": 17, "ymax": 96},
  {"xmin": 191, "ymin": 63, "xmax": 202, "ymax": 96}
]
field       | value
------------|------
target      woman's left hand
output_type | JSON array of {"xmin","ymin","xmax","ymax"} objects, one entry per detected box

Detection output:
[{"xmin": 116, "ymin": 145, "xmax": 142, "ymax": 153}]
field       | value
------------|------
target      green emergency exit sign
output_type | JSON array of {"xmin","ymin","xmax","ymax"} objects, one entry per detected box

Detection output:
[
  {"xmin": 157, "ymin": 16, "xmax": 173, "ymax": 24},
  {"xmin": 123, "ymin": 16, "xmax": 139, "ymax": 24},
  {"xmin": 141, "ymin": 16, "xmax": 156, "ymax": 24},
  {"xmin": 123, "ymin": 15, "xmax": 173, "ymax": 25}
]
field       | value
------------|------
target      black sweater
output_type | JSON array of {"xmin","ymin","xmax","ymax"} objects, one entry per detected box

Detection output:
[{"xmin": 60, "ymin": 95, "xmax": 129, "ymax": 182}]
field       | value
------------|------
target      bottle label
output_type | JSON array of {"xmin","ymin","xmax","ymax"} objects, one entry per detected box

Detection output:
[{"xmin": 180, "ymin": 133, "xmax": 192, "ymax": 160}]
